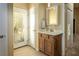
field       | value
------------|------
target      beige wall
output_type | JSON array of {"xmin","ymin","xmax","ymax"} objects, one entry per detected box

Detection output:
[
  {"xmin": 13, "ymin": 3, "xmax": 29, "ymax": 9},
  {"xmin": 8, "ymin": 4, "xmax": 13, "ymax": 56},
  {"xmin": 58, "ymin": 4, "xmax": 65, "ymax": 55},
  {"xmin": 38, "ymin": 3, "xmax": 47, "ymax": 29}
]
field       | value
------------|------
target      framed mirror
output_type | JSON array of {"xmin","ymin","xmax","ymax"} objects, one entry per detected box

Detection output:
[{"xmin": 46, "ymin": 5, "xmax": 58, "ymax": 26}]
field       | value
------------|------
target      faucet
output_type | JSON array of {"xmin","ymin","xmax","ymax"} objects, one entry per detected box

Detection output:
[{"xmin": 47, "ymin": 25, "xmax": 54, "ymax": 32}]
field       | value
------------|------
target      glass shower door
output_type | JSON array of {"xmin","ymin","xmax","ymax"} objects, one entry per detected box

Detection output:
[{"xmin": 13, "ymin": 8, "xmax": 28, "ymax": 48}]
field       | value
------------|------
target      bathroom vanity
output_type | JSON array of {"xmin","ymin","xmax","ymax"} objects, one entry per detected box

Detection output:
[
  {"xmin": 38, "ymin": 31, "xmax": 62, "ymax": 56},
  {"xmin": 38, "ymin": 4, "xmax": 62, "ymax": 56}
]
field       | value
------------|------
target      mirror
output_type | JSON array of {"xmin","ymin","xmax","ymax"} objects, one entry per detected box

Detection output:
[{"xmin": 46, "ymin": 5, "xmax": 58, "ymax": 26}]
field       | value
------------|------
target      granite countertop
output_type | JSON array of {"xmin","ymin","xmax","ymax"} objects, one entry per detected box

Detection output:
[{"xmin": 38, "ymin": 30, "xmax": 63, "ymax": 36}]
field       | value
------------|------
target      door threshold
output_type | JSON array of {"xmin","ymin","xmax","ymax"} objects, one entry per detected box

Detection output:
[{"xmin": 14, "ymin": 45, "xmax": 28, "ymax": 50}]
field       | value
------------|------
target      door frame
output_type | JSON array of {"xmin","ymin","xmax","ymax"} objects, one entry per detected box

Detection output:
[{"xmin": 7, "ymin": 3, "xmax": 13, "ymax": 56}]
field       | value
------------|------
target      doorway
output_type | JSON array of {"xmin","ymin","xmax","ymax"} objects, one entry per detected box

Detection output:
[
  {"xmin": 13, "ymin": 4, "xmax": 37, "ymax": 55},
  {"xmin": 66, "ymin": 3, "xmax": 79, "ymax": 56},
  {"xmin": 65, "ymin": 4, "xmax": 74, "ymax": 56},
  {"xmin": 13, "ymin": 7, "xmax": 28, "ymax": 48}
]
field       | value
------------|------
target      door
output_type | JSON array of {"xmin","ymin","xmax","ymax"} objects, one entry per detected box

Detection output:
[
  {"xmin": 45, "ymin": 36, "xmax": 52, "ymax": 55},
  {"xmin": 66, "ymin": 8, "xmax": 73, "ymax": 48},
  {"xmin": 0, "ymin": 4, "xmax": 8, "ymax": 56},
  {"xmin": 29, "ymin": 4, "xmax": 36, "ymax": 48},
  {"xmin": 13, "ymin": 7, "xmax": 28, "ymax": 48}
]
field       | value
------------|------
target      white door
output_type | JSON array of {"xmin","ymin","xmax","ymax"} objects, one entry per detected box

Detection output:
[
  {"xmin": 13, "ymin": 7, "xmax": 28, "ymax": 48},
  {"xmin": 29, "ymin": 5, "xmax": 36, "ymax": 48},
  {"xmin": 0, "ymin": 4, "xmax": 8, "ymax": 56},
  {"xmin": 66, "ymin": 9, "xmax": 73, "ymax": 48}
]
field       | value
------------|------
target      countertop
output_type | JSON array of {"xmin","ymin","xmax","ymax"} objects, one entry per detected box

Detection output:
[{"xmin": 38, "ymin": 30, "xmax": 63, "ymax": 36}]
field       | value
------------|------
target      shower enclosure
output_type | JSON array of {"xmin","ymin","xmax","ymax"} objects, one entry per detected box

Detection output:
[
  {"xmin": 13, "ymin": 7, "xmax": 28, "ymax": 48},
  {"xmin": 13, "ymin": 4, "xmax": 36, "ymax": 49}
]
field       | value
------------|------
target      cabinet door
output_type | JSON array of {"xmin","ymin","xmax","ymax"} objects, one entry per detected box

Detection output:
[
  {"xmin": 54, "ymin": 35, "xmax": 62, "ymax": 56},
  {"xmin": 39, "ymin": 33, "xmax": 44, "ymax": 52},
  {"xmin": 45, "ymin": 35, "xmax": 52, "ymax": 55},
  {"xmin": 49, "ymin": 36, "xmax": 54, "ymax": 55}
]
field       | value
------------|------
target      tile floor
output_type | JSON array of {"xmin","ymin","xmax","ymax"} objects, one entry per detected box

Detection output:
[
  {"xmin": 14, "ymin": 46, "xmax": 46, "ymax": 56},
  {"xmin": 66, "ymin": 34, "xmax": 79, "ymax": 56}
]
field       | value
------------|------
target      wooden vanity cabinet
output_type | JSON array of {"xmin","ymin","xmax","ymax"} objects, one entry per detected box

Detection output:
[
  {"xmin": 44, "ymin": 35, "xmax": 54, "ymax": 55},
  {"xmin": 54, "ymin": 35, "xmax": 62, "ymax": 56},
  {"xmin": 39, "ymin": 33, "xmax": 62, "ymax": 56},
  {"xmin": 39, "ymin": 33, "xmax": 45, "ymax": 52}
]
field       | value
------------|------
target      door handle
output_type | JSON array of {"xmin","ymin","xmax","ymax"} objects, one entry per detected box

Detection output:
[{"xmin": 0, "ymin": 35, "xmax": 4, "ymax": 38}]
